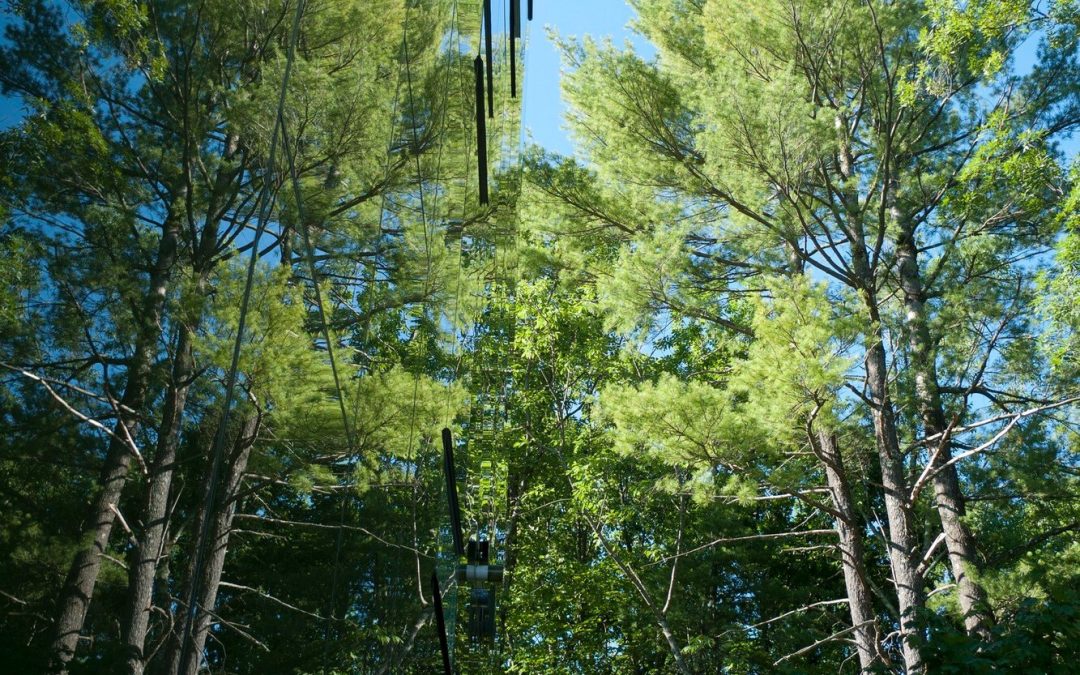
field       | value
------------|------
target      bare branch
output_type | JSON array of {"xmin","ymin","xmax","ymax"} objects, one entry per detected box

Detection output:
[
  {"xmin": 232, "ymin": 514, "xmax": 432, "ymax": 558},
  {"xmin": 774, "ymin": 620, "xmax": 875, "ymax": 666},
  {"xmin": 651, "ymin": 529, "xmax": 837, "ymax": 566},
  {"xmin": 911, "ymin": 396, "xmax": 1080, "ymax": 450},
  {"xmin": 1, "ymin": 363, "xmax": 148, "ymax": 475},
  {"xmin": 217, "ymin": 581, "xmax": 328, "ymax": 621},
  {"xmin": 910, "ymin": 396, "xmax": 1080, "ymax": 503},
  {"xmin": 201, "ymin": 606, "xmax": 270, "ymax": 652},
  {"xmin": 917, "ymin": 533, "xmax": 947, "ymax": 579},
  {"xmin": 748, "ymin": 598, "xmax": 849, "ymax": 630},
  {"xmin": 107, "ymin": 503, "xmax": 139, "ymax": 548}
]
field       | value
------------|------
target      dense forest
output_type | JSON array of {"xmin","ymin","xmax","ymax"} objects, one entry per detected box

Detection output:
[{"xmin": 0, "ymin": 0, "xmax": 1078, "ymax": 672}]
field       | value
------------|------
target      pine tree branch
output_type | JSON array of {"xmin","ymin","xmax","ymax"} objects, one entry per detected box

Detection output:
[
  {"xmin": 1, "ymin": 363, "xmax": 148, "ymax": 475},
  {"xmin": 217, "ymin": 581, "xmax": 328, "ymax": 621},
  {"xmin": 773, "ymin": 620, "xmax": 874, "ymax": 666},
  {"xmin": 909, "ymin": 396, "xmax": 1080, "ymax": 504},
  {"xmin": 231, "ymin": 514, "xmax": 433, "ymax": 558},
  {"xmin": 986, "ymin": 522, "xmax": 1080, "ymax": 567}
]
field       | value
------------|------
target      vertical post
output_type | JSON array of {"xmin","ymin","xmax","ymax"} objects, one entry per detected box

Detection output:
[
  {"xmin": 509, "ymin": 0, "xmax": 518, "ymax": 97},
  {"xmin": 528, "ymin": 0, "xmax": 533, "ymax": 21},
  {"xmin": 431, "ymin": 572, "xmax": 452, "ymax": 675},
  {"xmin": 443, "ymin": 428, "xmax": 465, "ymax": 556},
  {"xmin": 484, "ymin": 0, "xmax": 494, "ymax": 117},
  {"xmin": 472, "ymin": 58, "xmax": 489, "ymax": 205}
]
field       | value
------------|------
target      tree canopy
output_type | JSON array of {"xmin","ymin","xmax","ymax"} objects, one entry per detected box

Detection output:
[{"xmin": 0, "ymin": 0, "xmax": 1077, "ymax": 673}]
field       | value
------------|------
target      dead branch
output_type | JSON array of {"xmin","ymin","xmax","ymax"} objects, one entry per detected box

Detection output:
[
  {"xmin": 107, "ymin": 503, "xmax": 139, "ymax": 548},
  {"xmin": 911, "ymin": 395, "xmax": 1079, "ymax": 450},
  {"xmin": 232, "ymin": 513, "xmax": 433, "ymax": 558},
  {"xmin": 748, "ymin": 598, "xmax": 849, "ymax": 630},
  {"xmin": 1, "ymin": 363, "xmax": 148, "ymax": 475},
  {"xmin": 651, "ymin": 529, "xmax": 837, "ymax": 566},
  {"xmin": 909, "ymin": 396, "xmax": 1080, "ymax": 504},
  {"xmin": 774, "ymin": 620, "xmax": 875, "ymax": 666},
  {"xmin": 917, "ymin": 533, "xmax": 947, "ymax": 579},
  {"xmin": 217, "ymin": 581, "xmax": 328, "ymax": 621},
  {"xmin": 201, "ymin": 605, "xmax": 269, "ymax": 652}
]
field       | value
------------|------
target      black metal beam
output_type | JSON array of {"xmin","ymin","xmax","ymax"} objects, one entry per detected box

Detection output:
[
  {"xmin": 483, "ymin": 0, "xmax": 493, "ymax": 117},
  {"xmin": 509, "ymin": 0, "xmax": 518, "ymax": 97},
  {"xmin": 431, "ymin": 572, "xmax": 453, "ymax": 674},
  {"xmin": 472, "ymin": 58, "xmax": 489, "ymax": 205},
  {"xmin": 442, "ymin": 427, "xmax": 465, "ymax": 556}
]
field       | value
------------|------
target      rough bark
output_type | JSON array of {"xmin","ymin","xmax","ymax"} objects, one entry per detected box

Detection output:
[
  {"xmin": 812, "ymin": 429, "xmax": 880, "ymax": 671},
  {"xmin": 47, "ymin": 210, "xmax": 183, "ymax": 675},
  {"xmin": 160, "ymin": 413, "xmax": 260, "ymax": 675},
  {"xmin": 123, "ymin": 157, "xmax": 235, "ymax": 669},
  {"xmin": 835, "ymin": 114, "xmax": 924, "ymax": 672},
  {"xmin": 895, "ymin": 224, "xmax": 994, "ymax": 638},
  {"xmin": 123, "ymin": 155, "xmax": 235, "ymax": 673},
  {"xmin": 864, "ymin": 328, "xmax": 925, "ymax": 673},
  {"xmin": 122, "ymin": 324, "xmax": 194, "ymax": 675},
  {"xmin": 847, "ymin": 234, "xmax": 925, "ymax": 672}
]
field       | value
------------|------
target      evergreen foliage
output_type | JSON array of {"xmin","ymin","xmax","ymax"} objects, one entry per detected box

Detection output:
[{"xmin": 0, "ymin": 0, "xmax": 1076, "ymax": 673}]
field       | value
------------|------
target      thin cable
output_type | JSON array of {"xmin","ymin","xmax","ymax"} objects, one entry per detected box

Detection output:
[
  {"xmin": 403, "ymin": 12, "xmax": 432, "ymax": 251},
  {"xmin": 427, "ymin": 4, "xmax": 459, "ymax": 261},
  {"xmin": 481, "ymin": 0, "xmax": 520, "ymax": 548},
  {"xmin": 401, "ymin": 0, "xmax": 461, "ymax": 480},
  {"xmin": 278, "ymin": 117, "xmax": 359, "ymax": 632},
  {"xmin": 390, "ymin": 1, "xmax": 466, "ymax": 665},
  {"xmin": 360, "ymin": 47, "xmax": 407, "ymax": 365},
  {"xmin": 443, "ymin": 0, "xmax": 478, "ymax": 424},
  {"xmin": 385, "ymin": 1, "xmax": 464, "ymax": 646},
  {"xmin": 396, "ymin": 6, "xmax": 434, "ymax": 486},
  {"xmin": 435, "ymin": 6, "xmax": 484, "ymax": 663},
  {"xmin": 175, "ymin": 1, "xmax": 306, "ymax": 672},
  {"xmin": 325, "ymin": 0, "xmax": 411, "ymax": 645},
  {"xmin": 280, "ymin": 121, "xmax": 356, "ymax": 468},
  {"xmin": 400, "ymin": 6, "xmax": 469, "ymax": 627}
]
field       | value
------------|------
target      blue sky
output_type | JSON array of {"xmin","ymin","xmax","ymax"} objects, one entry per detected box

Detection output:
[
  {"xmin": 2, "ymin": 2, "xmax": 1073, "ymax": 156},
  {"xmin": 521, "ymin": 0, "xmax": 647, "ymax": 156},
  {"xmin": 0, "ymin": 1, "xmax": 643, "ymax": 138}
]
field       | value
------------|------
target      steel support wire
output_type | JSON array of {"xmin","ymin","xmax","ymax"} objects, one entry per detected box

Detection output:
[{"xmin": 175, "ymin": 1, "xmax": 306, "ymax": 672}]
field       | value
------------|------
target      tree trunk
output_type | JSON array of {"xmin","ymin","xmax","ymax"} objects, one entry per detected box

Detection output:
[
  {"xmin": 123, "ymin": 324, "xmax": 195, "ymax": 675},
  {"xmin": 813, "ymin": 430, "xmax": 880, "ymax": 671},
  {"xmin": 895, "ymin": 225, "xmax": 994, "ymax": 638},
  {"xmin": 125, "ymin": 156, "xmax": 237, "ymax": 673},
  {"xmin": 161, "ymin": 413, "xmax": 260, "ymax": 675},
  {"xmin": 658, "ymin": 614, "xmax": 691, "ymax": 675},
  {"xmin": 846, "ymin": 230, "xmax": 925, "ymax": 673},
  {"xmin": 47, "ymin": 210, "xmax": 183, "ymax": 675},
  {"xmin": 834, "ymin": 120, "xmax": 924, "ymax": 671},
  {"xmin": 863, "ymin": 329, "xmax": 925, "ymax": 673}
]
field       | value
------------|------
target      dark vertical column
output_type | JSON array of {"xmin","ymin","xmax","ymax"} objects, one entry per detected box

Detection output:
[
  {"xmin": 528, "ymin": 0, "xmax": 533, "ymax": 21},
  {"xmin": 431, "ymin": 573, "xmax": 452, "ymax": 675},
  {"xmin": 472, "ymin": 59, "xmax": 489, "ymax": 205},
  {"xmin": 509, "ymin": 0, "xmax": 518, "ymax": 97},
  {"xmin": 442, "ymin": 428, "xmax": 466, "ymax": 555},
  {"xmin": 484, "ymin": 0, "xmax": 493, "ymax": 117}
]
